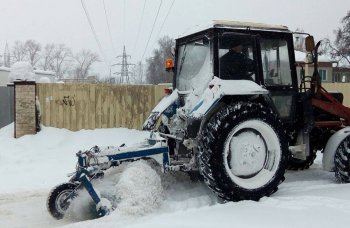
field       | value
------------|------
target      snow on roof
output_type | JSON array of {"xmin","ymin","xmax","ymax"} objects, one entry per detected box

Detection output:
[
  {"xmin": 0, "ymin": 66, "xmax": 11, "ymax": 72},
  {"xmin": 294, "ymin": 50, "xmax": 335, "ymax": 63},
  {"xmin": 294, "ymin": 51, "xmax": 307, "ymax": 62},
  {"xmin": 33, "ymin": 69, "xmax": 56, "ymax": 76},
  {"xmin": 177, "ymin": 24, "xmax": 212, "ymax": 38},
  {"xmin": 178, "ymin": 20, "xmax": 290, "ymax": 39},
  {"xmin": 318, "ymin": 54, "xmax": 334, "ymax": 63},
  {"xmin": 8, "ymin": 61, "xmax": 35, "ymax": 82},
  {"xmin": 213, "ymin": 20, "xmax": 289, "ymax": 31}
]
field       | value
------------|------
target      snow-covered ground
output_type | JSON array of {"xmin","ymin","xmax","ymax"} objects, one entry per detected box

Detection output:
[{"xmin": 1, "ymin": 124, "xmax": 350, "ymax": 228}]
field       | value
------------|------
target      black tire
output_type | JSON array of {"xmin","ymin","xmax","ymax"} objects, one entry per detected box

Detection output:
[
  {"xmin": 198, "ymin": 102, "xmax": 288, "ymax": 201},
  {"xmin": 334, "ymin": 135, "xmax": 350, "ymax": 183},
  {"xmin": 47, "ymin": 183, "xmax": 78, "ymax": 219},
  {"xmin": 287, "ymin": 148, "xmax": 317, "ymax": 170}
]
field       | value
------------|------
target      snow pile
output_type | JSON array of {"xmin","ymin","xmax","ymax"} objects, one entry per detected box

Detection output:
[
  {"xmin": 38, "ymin": 76, "xmax": 51, "ymax": 83},
  {"xmin": 0, "ymin": 123, "xmax": 148, "ymax": 193},
  {"xmin": 115, "ymin": 161, "xmax": 163, "ymax": 215},
  {"xmin": 2, "ymin": 124, "xmax": 350, "ymax": 228},
  {"xmin": 8, "ymin": 61, "xmax": 35, "ymax": 83}
]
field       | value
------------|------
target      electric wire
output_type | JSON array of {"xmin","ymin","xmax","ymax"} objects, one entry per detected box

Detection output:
[
  {"xmin": 102, "ymin": 0, "xmax": 117, "ymax": 56},
  {"xmin": 132, "ymin": 0, "xmax": 148, "ymax": 57},
  {"xmin": 123, "ymin": 0, "xmax": 126, "ymax": 45},
  {"xmin": 81, "ymin": 0, "xmax": 110, "ymax": 68},
  {"xmin": 147, "ymin": 0, "xmax": 175, "ymax": 56},
  {"xmin": 155, "ymin": 0, "xmax": 175, "ymax": 39},
  {"xmin": 140, "ymin": 0, "xmax": 163, "ymax": 63}
]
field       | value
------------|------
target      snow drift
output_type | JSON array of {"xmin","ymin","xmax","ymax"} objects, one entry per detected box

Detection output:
[
  {"xmin": 8, "ymin": 61, "xmax": 35, "ymax": 83},
  {"xmin": 1, "ymin": 124, "xmax": 350, "ymax": 228}
]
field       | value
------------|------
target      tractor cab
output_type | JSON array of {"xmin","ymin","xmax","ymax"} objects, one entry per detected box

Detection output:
[{"xmin": 171, "ymin": 20, "xmax": 299, "ymax": 123}]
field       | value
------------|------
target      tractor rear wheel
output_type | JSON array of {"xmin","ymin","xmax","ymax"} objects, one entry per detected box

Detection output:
[
  {"xmin": 199, "ymin": 102, "xmax": 288, "ymax": 201},
  {"xmin": 334, "ymin": 135, "xmax": 350, "ymax": 183}
]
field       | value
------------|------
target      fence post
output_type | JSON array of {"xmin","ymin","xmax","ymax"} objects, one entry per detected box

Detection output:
[{"xmin": 14, "ymin": 81, "xmax": 37, "ymax": 138}]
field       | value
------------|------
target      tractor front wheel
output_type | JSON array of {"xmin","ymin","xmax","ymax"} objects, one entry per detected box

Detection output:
[{"xmin": 199, "ymin": 102, "xmax": 288, "ymax": 201}]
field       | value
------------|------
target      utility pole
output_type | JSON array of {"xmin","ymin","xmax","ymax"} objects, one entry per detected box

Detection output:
[{"xmin": 113, "ymin": 45, "xmax": 135, "ymax": 84}]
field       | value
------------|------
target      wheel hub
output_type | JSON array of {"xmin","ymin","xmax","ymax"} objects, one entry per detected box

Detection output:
[
  {"xmin": 56, "ymin": 190, "xmax": 73, "ymax": 214},
  {"xmin": 229, "ymin": 129, "xmax": 267, "ymax": 177}
]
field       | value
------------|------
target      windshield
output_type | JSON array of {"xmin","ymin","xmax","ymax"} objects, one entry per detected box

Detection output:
[{"xmin": 176, "ymin": 38, "xmax": 211, "ymax": 92}]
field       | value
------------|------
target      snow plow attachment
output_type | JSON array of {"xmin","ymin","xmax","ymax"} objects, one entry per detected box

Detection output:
[{"xmin": 47, "ymin": 133, "xmax": 169, "ymax": 219}]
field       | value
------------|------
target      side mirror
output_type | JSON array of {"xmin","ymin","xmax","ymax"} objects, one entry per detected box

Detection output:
[
  {"xmin": 305, "ymin": 36, "xmax": 315, "ymax": 52},
  {"xmin": 165, "ymin": 58, "xmax": 174, "ymax": 72}
]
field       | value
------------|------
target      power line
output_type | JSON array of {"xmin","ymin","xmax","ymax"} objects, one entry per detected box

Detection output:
[
  {"xmin": 80, "ymin": 0, "xmax": 110, "ymax": 67},
  {"xmin": 123, "ymin": 0, "xmax": 126, "ymax": 45},
  {"xmin": 140, "ymin": 0, "xmax": 163, "ymax": 63},
  {"xmin": 102, "ymin": 0, "xmax": 117, "ymax": 56},
  {"xmin": 132, "ymin": 0, "xmax": 148, "ymax": 56},
  {"xmin": 148, "ymin": 0, "xmax": 175, "ymax": 56}
]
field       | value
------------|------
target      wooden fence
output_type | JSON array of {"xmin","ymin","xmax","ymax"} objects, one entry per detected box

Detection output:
[
  {"xmin": 37, "ymin": 84, "xmax": 170, "ymax": 131},
  {"xmin": 37, "ymin": 82, "xmax": 350, "ymax": 131}
]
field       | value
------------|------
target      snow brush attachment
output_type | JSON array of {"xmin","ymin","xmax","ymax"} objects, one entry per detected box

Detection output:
[{"xmin": 47, "ymin": 132, "xmax": 170, "ymax": 219}]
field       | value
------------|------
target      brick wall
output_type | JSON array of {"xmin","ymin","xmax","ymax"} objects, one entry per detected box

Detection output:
[{"xmin": 14, "ymin": 81, "xmax": 36, "ymax": 138}]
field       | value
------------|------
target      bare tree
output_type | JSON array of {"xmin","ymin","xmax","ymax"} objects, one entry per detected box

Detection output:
[
  {"xmin": 11, "ymin": 41, "xmax": 27, "ymax": 62},
  {"xmin": 146, "ymin": 36, "xmax": 174, "ymax": 84},
  {"xmin": 24, "ymin": 39, "xmax": 42, "ymax": 67},
  {"xmin": 73, "ymin": 49, "xmax": 100, "ymax": 79},
  {"xmin": 131, "ymin": 61, "xmax": 144, "ymax": 84},
  {"xmin": 53, "ymin": 44, "xmax": 72, "ymax": 79},
  {"xmin": 40, "ymin": 43, "xmax": 56, "ymax": 71},
  {"xmin": 323, "ymin": 11, "xmax": 350, "ymax": 65}
]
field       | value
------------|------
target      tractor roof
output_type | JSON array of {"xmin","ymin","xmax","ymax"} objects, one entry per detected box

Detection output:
[
  {"xmin": 213, "ymin": 20, "xmax": 289, "ymax": 31},
  {"xmin": 177, "ymin": 20, "xmax": 290, "ymax": 39}
]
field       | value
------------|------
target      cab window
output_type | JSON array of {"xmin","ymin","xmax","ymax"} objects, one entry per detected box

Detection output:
[
  {"xmin": 219, "ymin": 35, "xmax": 257, "ymax": 81},
  {"xmin": 260, "ymin": 39, "xmax": 292, "ymax": 86}
]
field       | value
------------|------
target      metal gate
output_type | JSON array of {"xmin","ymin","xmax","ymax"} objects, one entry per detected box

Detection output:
[{"xmin": 0, "ymin": 86, "xmax": 14, "ymax": 128}]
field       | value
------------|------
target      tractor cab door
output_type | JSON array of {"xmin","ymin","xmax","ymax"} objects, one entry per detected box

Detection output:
[{"xmin": 258, "ymin": 36, "xmax": 298, "ymax": 122}]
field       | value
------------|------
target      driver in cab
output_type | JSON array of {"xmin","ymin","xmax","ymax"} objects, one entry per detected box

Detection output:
[{"xmin": 220, "ymin": 39, "xmax": 256, "ymax": 80}]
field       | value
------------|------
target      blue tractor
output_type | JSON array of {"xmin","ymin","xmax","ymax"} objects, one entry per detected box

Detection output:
[{"xmin": 47, "ymin": 21, "xmax": 350, "ymax": 219}]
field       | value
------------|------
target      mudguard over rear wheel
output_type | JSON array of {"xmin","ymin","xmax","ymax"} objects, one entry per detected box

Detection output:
[
  {"xmin": 47, "ymin": 182, "xmax": 78, "ymax": 219},
  {"xmin": 199, "ymin": 102, "xmax": 288, "ymax": 201}
]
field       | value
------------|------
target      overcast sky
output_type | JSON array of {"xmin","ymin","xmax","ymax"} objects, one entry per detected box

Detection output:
[{"xmin": 0, "ymin": 0, "xmax": 349, "ymax": 77}]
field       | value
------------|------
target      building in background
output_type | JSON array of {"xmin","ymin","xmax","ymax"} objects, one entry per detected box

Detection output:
[
  {"xmin": 0, "ymin": 67, "xmax": 11, "ymax": 86},
  {"xmin": 333, "ymin": 67, "xmax": 350, "ymax": 82},
  {"xmin": 295, "ymin": 51, "xmax": 337, "ymax": 84},
  {"xmin": 61, "ymin": 75, "xmax": 97, "ymax": 84}
]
